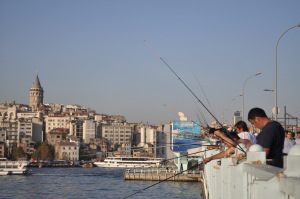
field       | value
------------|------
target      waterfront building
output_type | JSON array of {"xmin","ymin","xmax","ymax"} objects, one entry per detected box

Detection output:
[
  {"xmin": 83, "ymin": 119, "xmax": 97, "ymax": 143},
  {"xmin": 17, "ymin": 111, "xmax": 42, "ymax": 119},
  {"xmin": 89, "ymin": 138, "xmax": 109, "ymax": 157},
  {"xmin": 0, "ymin": 104, "xmax": 17, "ymax": 121},
  {"xmin": 156, "ymin": 123, "xmax": 174, "ymax": 161},
  {"xmin": 0, "ymin": 142, "xmax": 5, "ymax": 157},
  {"xmin": 18, "ymin": 117, "xmax": 43, "ymax": 143},
  {"xmin": 233, "ymin": 111, "xmax": 242, "ymax": 126},
  {"xmin": 29, "ymin": 72, "xmax": 44, "ymax": 112},
  {"xmin": 44, "ymin": 115, "xmax": 72, "ymax": 134},
  {"xmin": 136, "ymin": 125, "xmax": 157, "ymax": 157},
  {"xmin": 1, "ymin": 121, "xmax": 18, "ymax": 156},
  {"xmin": 18, "ymin": 137, "xmax": 35, "ymax": 155},
  {"xmin": 100, "ymin": 123, "xmax": 132, "ymax": 152},
  {"xmin": 70, "ymin": 119, "xmax": 84, "ymax": 142},
  {"xmin": 54, "ymin": 141, "xmax": 79, "ymax": 161},
  {"xmin": 47, "ymin": 128, "xmax": 69, "ymax": 145},
  {"xmin": 0, "ymin": 128, "xmax": 5, "ymax": 142}
]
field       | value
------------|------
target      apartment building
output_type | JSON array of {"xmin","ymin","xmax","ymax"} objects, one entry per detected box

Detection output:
[
  {"xmin": 45, "ymin": 116, "xmax": 72, "ymax": 134},
  {"xmin": 54, "ymin": 141, "xmax": 79, "ymax": 161},
  {"xmin": 100, "ymin": 123, "xmax": 132, "ymax": 151}
]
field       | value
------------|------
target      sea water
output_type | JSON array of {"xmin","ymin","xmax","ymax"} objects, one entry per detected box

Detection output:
[{"xmin": 0, "ymin": 167, "xmax": 203, "ymax": 199}]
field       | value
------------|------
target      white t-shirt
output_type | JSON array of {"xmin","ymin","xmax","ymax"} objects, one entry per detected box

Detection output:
[{"xmin": 238, "ymin": 131, "xmax": 256, "ymax": 144}]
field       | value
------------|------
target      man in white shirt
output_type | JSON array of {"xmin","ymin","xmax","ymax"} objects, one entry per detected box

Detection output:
[
  {"xmin": 295, "ymin": 132, "xmax": 300, "ymax": 145},
  {"xmin": 234, "ymin": 120, "xmax": 256, "ymax": 144}
]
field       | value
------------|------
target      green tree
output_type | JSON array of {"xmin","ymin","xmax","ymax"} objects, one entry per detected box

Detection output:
[
  {"xmin": 12, "ymin": 146, "xmax": 27, "ymax": 160},
  {"xmin": 32, "ymin": 142, "xmax": 54, "ymax": 161}
]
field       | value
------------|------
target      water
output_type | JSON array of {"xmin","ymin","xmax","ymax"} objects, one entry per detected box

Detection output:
[{"xmin": 0, "ymin": 168, "xmax": 203, "ymax": 199}]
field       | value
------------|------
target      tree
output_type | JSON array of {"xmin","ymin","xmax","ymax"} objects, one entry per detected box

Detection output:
[
  {"xmin": 32, "ymin": 142, "xmax": 54, "ymax": 161},
  {"xmin": 12, "ymin": 146, "xmax": 27, "ymax": 160}
]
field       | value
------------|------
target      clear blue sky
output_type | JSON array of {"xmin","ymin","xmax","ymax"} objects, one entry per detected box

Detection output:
[{"xmin": 1, "ymin": 1, "xmax": 300, "ymax": 126}]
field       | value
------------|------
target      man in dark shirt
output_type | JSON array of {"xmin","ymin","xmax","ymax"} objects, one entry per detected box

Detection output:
[{"xmin": 248, "ymin": 107, "xmax": 285, "ymax": 168}]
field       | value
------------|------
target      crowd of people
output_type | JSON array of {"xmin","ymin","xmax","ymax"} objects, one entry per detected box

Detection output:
[{"xmin": 203, "ymin": 107, "xmax": 299, "ymax": 168}]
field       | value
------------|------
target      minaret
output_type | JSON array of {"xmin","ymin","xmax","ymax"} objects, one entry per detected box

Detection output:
[{"xmin": 30, "ymin": 71, "xmax": 44, "ymax": 111}]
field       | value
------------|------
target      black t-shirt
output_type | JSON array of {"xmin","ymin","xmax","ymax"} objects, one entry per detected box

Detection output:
[{"xmin": 256, "ymin": 121, "xmax": 284, "ymax": 168}]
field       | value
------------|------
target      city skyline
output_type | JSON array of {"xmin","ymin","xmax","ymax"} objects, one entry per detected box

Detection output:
[{"xmin": 1, "ymin": 1, "xmax": 300, "ymax": 125}]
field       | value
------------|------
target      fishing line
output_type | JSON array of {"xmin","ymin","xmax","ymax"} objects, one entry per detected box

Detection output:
[
  {"xmin": 192, "ymin": 71, "xmax": 217, "ymax": 118},
  {"xmin": 144, "ymin": 40, "xmax": 246, "ymax": 154},
  {"xmin": 123, "ymin": 162, "xmax": 204, "ymax": 199},
  {"xmin": 125, "ymin": 148, "xmax": 214, "ymax": 170}
]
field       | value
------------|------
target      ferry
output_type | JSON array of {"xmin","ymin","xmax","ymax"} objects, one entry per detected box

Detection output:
[
  {"xmin": 0, "ymin": 158, "xmax": 29, "ymax": 175},
  {"xmin": 93, "ymin": 156, "xmax": 164, "ymax": 168}
]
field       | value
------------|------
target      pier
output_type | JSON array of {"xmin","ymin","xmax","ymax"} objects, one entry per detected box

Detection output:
[{"xmin": 124, "ymin": 168, "xmax": 202, "ymax": 182}]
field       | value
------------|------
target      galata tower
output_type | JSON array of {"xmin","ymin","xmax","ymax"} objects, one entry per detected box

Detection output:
[{"xmin": 30, "ymin": 71, "xmax": 44, "ymax": 111}]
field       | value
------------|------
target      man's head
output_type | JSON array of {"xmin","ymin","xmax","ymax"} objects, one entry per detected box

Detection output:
[
  {"xmin": 208, "ymin": 128, "xmax": 217, "ymax": 138},
  {"xmin": 234, "ymin": 121, "xmax": 249, "ymax": 133},
  {"xmin": 248, "ymin": 108, "xmax": 268, "ymax": 130},
  {"xmin": 286, "ymin": 131, "xmax": 293, "ymax": 140}
]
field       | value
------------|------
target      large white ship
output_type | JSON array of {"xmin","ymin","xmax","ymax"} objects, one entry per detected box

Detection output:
[
  {"xmin": 0, "ymin": 158, "xmax": 29, "ymax": 175},
  {"xmin": 93, "ymin": 156, "xmax": 164, "ymax": 168}
]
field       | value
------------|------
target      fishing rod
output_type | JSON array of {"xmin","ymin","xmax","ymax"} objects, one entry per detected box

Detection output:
[
  {"xmin": 144, "ymin": 41, "xmax": 246, "ymax": 154},
  {"xmin": 123, "ymin": 162, "xmax": 204, "ymax": 199}
]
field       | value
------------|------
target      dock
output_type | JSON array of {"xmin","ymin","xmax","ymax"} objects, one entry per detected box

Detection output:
[{"xmin": 124, "ymin": 168, "xmax": 203, "ymax": 182}]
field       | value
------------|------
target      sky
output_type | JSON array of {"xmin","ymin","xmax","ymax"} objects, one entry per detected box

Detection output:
[{"xmin": 1, "ymin": 1, "xmax": 300, "ymax": 126}]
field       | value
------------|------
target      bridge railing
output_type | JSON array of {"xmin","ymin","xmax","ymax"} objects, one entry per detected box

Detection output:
[{"xmin": 203, "ymin": 145, "xmax": 300, "ymax": 199}]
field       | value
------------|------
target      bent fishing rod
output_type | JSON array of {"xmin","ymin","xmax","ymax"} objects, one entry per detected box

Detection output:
[
  {"xmin": 144, "ymin": 40, "xmax": 246, "ymax": 154},
  {"xmin": 123, "ymin": 162, "xmax": 204, "ymax": 199}
]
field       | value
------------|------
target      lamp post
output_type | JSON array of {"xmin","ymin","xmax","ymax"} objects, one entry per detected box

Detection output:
[
  {"xmin": 242, "ymin": 72, "xmax": 262, "ymax": 121},
  {"xmin": 230, "ymin": 93, "xmax": 242, "ymax": 126},
  {"xmin": 275, "ymin": 23, "xmax": 300, "ymax": 121}
]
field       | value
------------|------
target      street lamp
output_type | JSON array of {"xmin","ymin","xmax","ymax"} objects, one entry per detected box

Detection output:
[
  {"xmin": 230, "ymin": 93, "xmax": 242, "ymax": 126},
  {"xmin": 275, "ymin": 23, "xmax": 300, "ymax": 121},
  {"xmin": 242, "ymin": 72, "xmax": 262, "ymax": 121}
]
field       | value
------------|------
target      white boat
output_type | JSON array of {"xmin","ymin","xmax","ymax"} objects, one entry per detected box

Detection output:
[
  {"xmin": 93, "ymin": 157, "xmax": 164, "ymax": 168},
  {"xmin": 0, "ymin": 158, "xmax": 29, "ymax": 175}
]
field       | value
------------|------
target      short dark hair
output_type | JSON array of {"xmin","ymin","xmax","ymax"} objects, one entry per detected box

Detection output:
[
  {"xmin": 248, "ymin": 107, "xmax": 268, "ymax": 120},
  {"xmin": 209, "ymin": 128, "xmax": 215, "ymax": 134},
  {"xmin": 234, "ymin": 121, "xmax": 249, "ymax": 132}
]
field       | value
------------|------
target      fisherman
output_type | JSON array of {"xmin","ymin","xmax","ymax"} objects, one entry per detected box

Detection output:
[
  {"xmin": 296, "ymin": 132, "xmax": 300, "ymax": 145},
  {"xmin": 206, "ymin": 128, "xmax": 220, "ymax": 150},
  {"xmin": 234, "ymin": 120, "xmax": 256, "ymax": 144},
  {"xmin": 202, "ymin": 130, "xmax": 252, "ymax": 164},
  {"xmin": 282, "ymin": 131, "xmax": 296, "ymax": 155},
  {"xmin": 248, "ymin": 107, "xmax": 284, "ymax": 168}
]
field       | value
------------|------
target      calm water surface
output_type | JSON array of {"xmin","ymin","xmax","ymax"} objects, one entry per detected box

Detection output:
[{"xmin": 0, "ymin": 167, "xmax": 203, "ymax": 199}]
